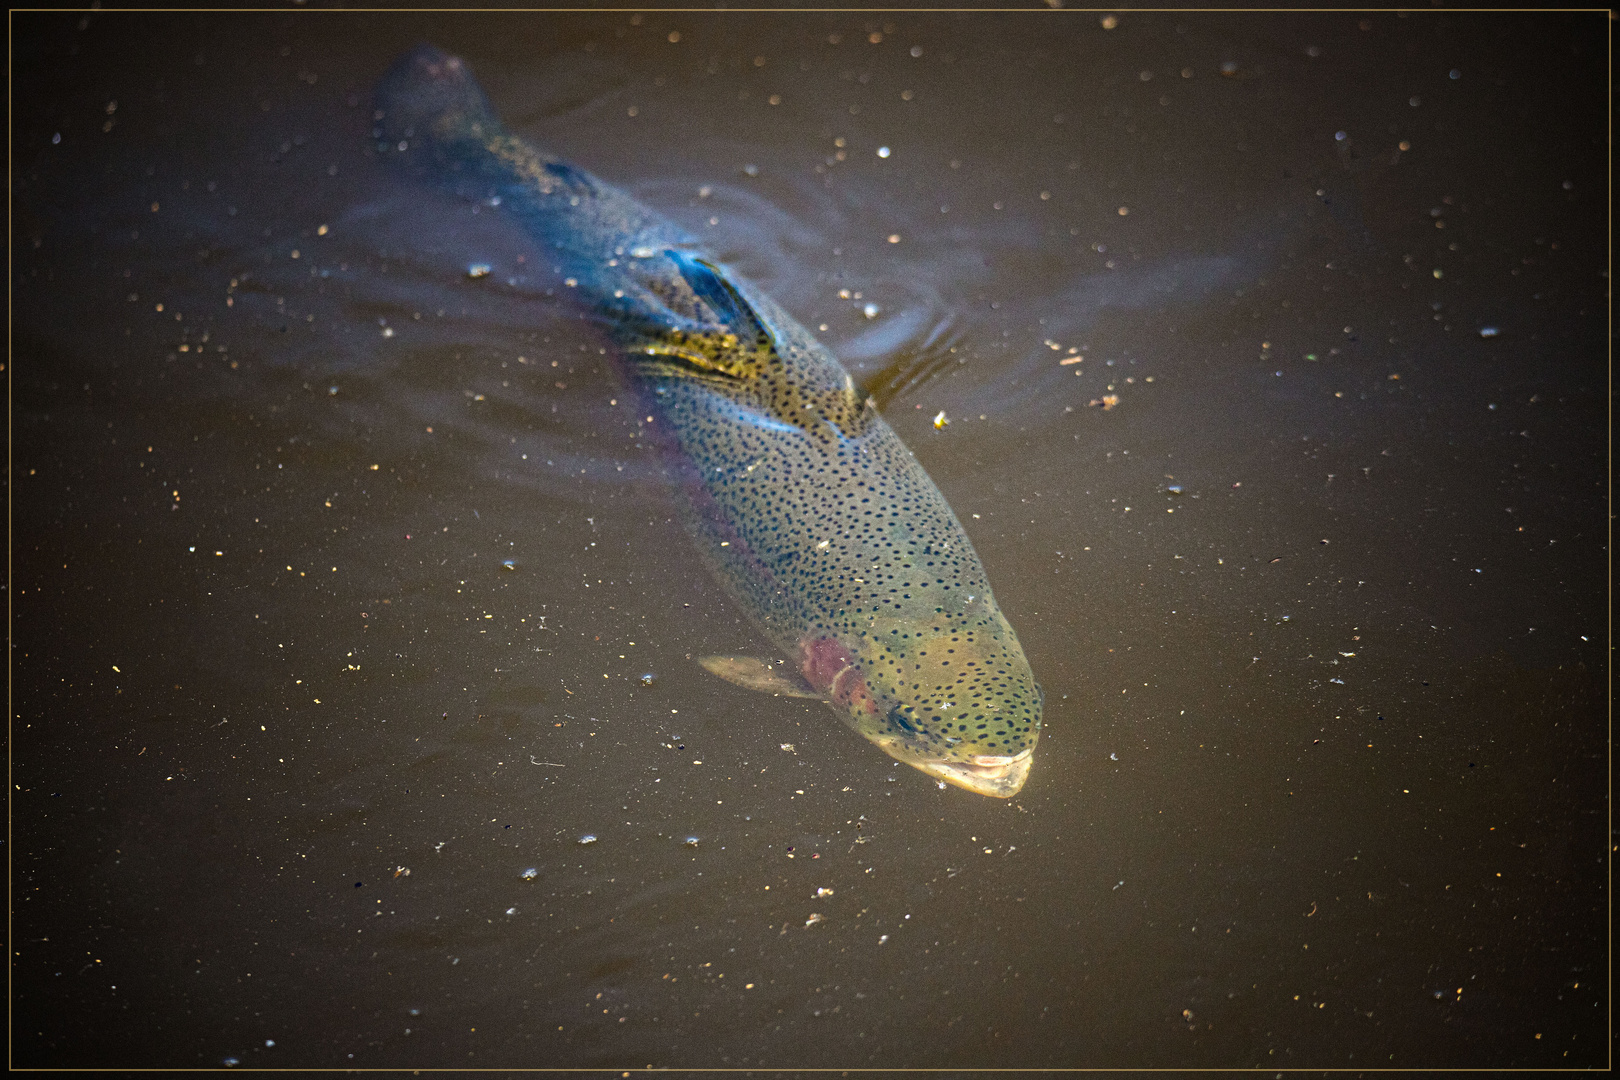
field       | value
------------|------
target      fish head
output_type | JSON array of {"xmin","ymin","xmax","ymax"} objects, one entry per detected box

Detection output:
[{"xmin": 801, "ymin": 600, "xmax": 1042, "ymax": 797}]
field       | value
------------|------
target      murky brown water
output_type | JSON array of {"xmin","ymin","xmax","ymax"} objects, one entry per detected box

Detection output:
[{"xmin": 13, "ymin": 10, "xmax": 1607, "ymax": 1070}]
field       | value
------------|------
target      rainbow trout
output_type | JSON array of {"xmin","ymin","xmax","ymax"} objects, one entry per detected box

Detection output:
[{"xmin": 377, "ymin": 45, "xmax": 1041, "ymax": 796}]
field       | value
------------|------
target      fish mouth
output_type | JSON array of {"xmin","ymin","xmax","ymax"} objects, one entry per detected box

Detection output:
[{"xmin": 913, "ymin": 747, "xmax": 1034, "ymax": 798}]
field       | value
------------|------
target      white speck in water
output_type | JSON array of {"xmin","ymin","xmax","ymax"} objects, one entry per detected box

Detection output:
[
  {"xmin": 862, "ymin": 303, "xmax": 879, "ymax": 318},
  {"xmin": 505, "ymin": 907, "xmax": 517, "ymax": 915},
  {"xmin": 521, "ymin": 867, "xmax": 538, "ymax": 879},
  {"xmin": 466, "ymin": 263, "xmax": 491, "ymax": 279},
  {"xmin": 501, "ymin": 559, "xmax": 516, "ymax": 570},
  {"xmin": 685, "ymin": 836, "xmax": 700, "ymax": 847},
  {"xmin": 1110, "ymin": 752, "xmax": 1118, "ymax": 761},
  {"xmin": 578, "ymin": 834, "xmax": 598, "ymax": 845},
  {"xmin": 1479, "ymin": 326, "xmax": 1499, "ymax": 337},
  {"xmin": 876, "ymin": 146, "xmax": 891, "ymax": 158}
]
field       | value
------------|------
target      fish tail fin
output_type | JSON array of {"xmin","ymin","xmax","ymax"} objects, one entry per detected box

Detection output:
[{"xmin": 374, "ymin": 44, "xmax": 500, "ymax": 150}]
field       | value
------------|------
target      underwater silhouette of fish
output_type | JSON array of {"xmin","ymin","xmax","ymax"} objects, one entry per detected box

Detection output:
[{"xmin": 375, "ymin": 45, "xmax": 1041, "ymax": 796}]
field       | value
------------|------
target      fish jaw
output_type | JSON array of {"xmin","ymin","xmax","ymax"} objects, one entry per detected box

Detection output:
[{"xmin": 881, "ymin": 741, "xmax": 1034, "ymax": 798}]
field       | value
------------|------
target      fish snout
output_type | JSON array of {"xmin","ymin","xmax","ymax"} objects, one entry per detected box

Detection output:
[{"xmin": 917, "ymin": 747, "xmax": 1034, "ymax": 797}]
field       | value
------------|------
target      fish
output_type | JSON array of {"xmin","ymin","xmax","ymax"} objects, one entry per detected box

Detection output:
[{"xmin": 375, "ymin": 45, "xmax": 1041, "ymax": 797}]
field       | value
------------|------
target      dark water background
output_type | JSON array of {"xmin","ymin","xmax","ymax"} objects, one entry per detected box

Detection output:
[{"xmin": 12, "ymin": 9, "xmax": 1607, "ymax": 1071}]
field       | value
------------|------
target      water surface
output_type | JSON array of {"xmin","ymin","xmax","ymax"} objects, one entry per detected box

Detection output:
[{"xmin": 13, "ymin": 10, "xmax": 1607, "ymax": 1070}]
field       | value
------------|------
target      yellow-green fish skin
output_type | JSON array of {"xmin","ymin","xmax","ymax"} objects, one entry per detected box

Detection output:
[{"xmin": 377, "ymin": 46, "xmax": 1041, "ymax": 796}]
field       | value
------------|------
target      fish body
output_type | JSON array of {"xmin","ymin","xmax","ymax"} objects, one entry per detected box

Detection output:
[{"xmin": 377, "ymin": 46, "xmax": 1041, "ymax": 796}]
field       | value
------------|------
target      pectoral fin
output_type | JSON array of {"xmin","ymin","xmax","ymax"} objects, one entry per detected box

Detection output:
[{"xmin": 698, "ymin": 655, "xmax": 824, "ymax": 699}]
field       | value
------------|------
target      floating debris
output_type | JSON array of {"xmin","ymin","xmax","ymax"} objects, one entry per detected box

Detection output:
[
  {"xmin": 684, "ymin": 836, "xmax": 700, "ymax": 847},
  {"xmin": 815, "ymin": 886, "xmax": 835, "ymax": 898},
  {"xmin": 1087, "ymin": 394, "xmax": 1120, "ymax": 411},
  {"xmin": 805, "ymin": 912, "xmax": 825, "ymax": 927},
  {"xmin": 1479, "ymin": 326, "xmax": 1500, "ymax": 337},
  {"xmin": 501, "ymin": 558, "xmax": 517, "ymax": 570},
  {"xmin": 932, "ymin": 410, "xmax": 949, "ymax": 430},
  {"xmin": 578, "ymin": 834, "xmax": 598, "ymax": 845},
  {"xmin": 466, "ymin": 263, "xmax": 492, "ymax": 279},
  {"xmin": 521, "ymin": 867, "xmax": 539, "ymax": 879}
]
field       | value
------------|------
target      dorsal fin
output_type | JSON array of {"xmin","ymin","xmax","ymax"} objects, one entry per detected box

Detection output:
[
  {"xmin": 627, "ymin": 251, "xmax": 776, "ymax": 381},
  {"xmin": 666, "ymin": 250, "xmax": 770, "ymax": 347},
  {"xmin": 628, "ymin": 252, "xmax": 874, "ymax": 439}
]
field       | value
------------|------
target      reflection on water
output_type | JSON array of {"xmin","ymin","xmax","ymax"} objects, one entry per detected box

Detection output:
[{"xmin": 14, "ymin": 10, "xmax": 1606, "ymax": 1070}]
